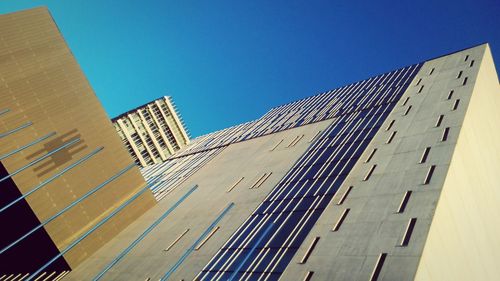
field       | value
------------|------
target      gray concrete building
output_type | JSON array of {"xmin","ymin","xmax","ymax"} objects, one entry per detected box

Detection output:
[
  {"xmin": 60, "ymin": 44, "xmax": 500, "ymax": 281},
  {"xmin": 112, "ymin": 96, "xmax": 190, "ymax": 167}
]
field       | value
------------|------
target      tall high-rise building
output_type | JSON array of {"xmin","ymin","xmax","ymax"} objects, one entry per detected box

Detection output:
[
  {"xmin": 112, "ymin": 96, "xmax": 190, "ymax": 167},
  {"xmin": 0, "ymin": 7, "xmax": 156, "ymax": 280},
  {"xmin": 64, "ymin": 43, "xmax": 500, "ymax": 281}
]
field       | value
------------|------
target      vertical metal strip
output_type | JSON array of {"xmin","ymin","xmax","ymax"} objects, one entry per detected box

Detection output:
[
  {"xmin": 92, "ymin": 185, "xmax": 198, "ymax": 281},
  {"xmin": 0, "ymin": 147, "xmax": 104, "ymax": 214},
  {"xmin": 0, "ymin": 138, "xmax": 81, "ymax": 184},
  {"xmin": 0, "ymin": 163, "xmax": 136, "ymax": 255},
  {"xmin": 160, "ymin": 202, "xmax": 235, "ymax": 281}
]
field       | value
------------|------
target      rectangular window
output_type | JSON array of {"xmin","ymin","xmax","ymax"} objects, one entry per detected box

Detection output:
[
  {"xmin": 299, "ymin": 237, "xmax": 320, "ymax": 264},
  {"xmin": 463, "ymin": 77, "xmax": 468, "ymax": 86},
  {"xmin": 419, "ymin": 147, "xmax": 431, "ymax": 164},
  {"xmin": 396, "ymin": 191, "xmax": 412, "ymax": 213},
  {"xmin": 386, "ymin": 131, "xmax": 396, "ymax": 144},
  {"xmin": 254, "ymin": 172, "xmax": 272, "ymax": 188},
  {"xmin": 457, "ymin": 71, "xmax": 463, "ymax": 79},
  {"xmin": 423, "ymin": 165, "xmax": 436, "ymax": 185},
  {"xmin": 435, "ymin": 115, "xmax": 444, "ymax": 127},
  {"xmin": 418, "ymin": 85, "xmax": 424, "ymax": 94},
  {"xmin": 441, "ymin": 127, "xmax": 450, "ymax": 142},
  {"xmin": 251, "ymin": 172, "xmax": 272, "ymax": 189},
  {"xmin": 303, "ymin": 271, "xmax": 314, "ymax": 281},
  {"xmin": 369, "ymin": 253, "xmax": 387, "ymax": 281},
  {"xmin": 336, "ymin": 186, "xmax": 353, "ymax": 205},
  {"xmin": 452, "ymin": 99, "xmax": 460, "ymax": 111},
  {"xmin": 331, "ymin": 208, "xmax": 350, "ymax": 231},
  {"xmin": 195, "ymin": 226, "xmax": 220, "ymax": 250},
  {"xmin": 363, "ymin": 165, "xmax": 377, "ymax": 181},
  {"xmin": 447, "ymin": 90, "xmax": 454, "ymax": 100},
  {"xmin": 164, "ymin": 229, "xmax": 190, "ymax": 251},
  {"xmin": 416, "ymin": 78, "xmax": 422, "ymax": 86},
  {"xmin": 309, "ymin": 131, "xmax": 321, "ymax": 142},
  {"xmin": 364, "ymin": 148, "xmax": 377, "ymax": 163},
  {"xmin": 470, "ymin": 60, "xmax": 475, "ymax": 67},
  {"xmin": 287, "ymin": 136, "xmax": 300, "ymax": 147},
  {"xmin": 403, "ymin": 105, "xmax": 412, "ymax": 116},
  {"xmin": 289, "ymin": 134, "xmax": 305, "ymax": 147},
  {"xmin": 429, "ymin": 68, "xmax": 435, "ymax": 75},
  {"xmin": 227, "ymin": 177, "xmax": 244, "ymax": 193},
  {"xmin": 399, "ymin": 218, "xmax": 417, "ymax": 247},
  {"xmin": 270, "ymin": 139, "xmax": 283, "ymax": 151},
  {"xmin": 385, "ymin": 120, "xmax": 395, "ymax": 131},
  {"xmin": 464, "ymin": 55, "xmax": 469, "ymax": 62},
  {"xmin": 402, "ymin": 97, "xmax": 410, "ymax": 106}
]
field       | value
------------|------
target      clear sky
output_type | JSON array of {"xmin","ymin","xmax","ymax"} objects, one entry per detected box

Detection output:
[{"xmin": 1, "ymin": 1, "xmax": 499, "ymax": 137}]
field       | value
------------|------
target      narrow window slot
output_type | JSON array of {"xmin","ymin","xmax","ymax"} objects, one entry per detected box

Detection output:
[
  {"xmin": 251, "ymin": 173, "xmax": 271, "ymax": 189},
  {"xmin": 289, "ymin": 134, "xmax": 305, "ymax": 147},
  {"xmin": 435, "ymin": 115, "xmax": 444, "ymax": 127},
  {"xmin": 336, "ymin": 186, "xmax": 353, "ymax": 205},
  {"xmin": 452, "ymin": 99, "xmax": 460, "ymax": 111},
  {"xmin": 364, "ymin": 148, "xmax": 377, "ymax": 163},
  {"xmin": 164, "ymin": 229, "xmax": 190, "ymax": 251},
  {"xmin": 457, "ymin": 71, "xmax": 463, "ymax": 79},
  {"xmin": 303, "ymin": 271, "xmax": 314, "ymax": 281},
  {"xmin": 464, "ymin": 55, "xmax": 469, "ymax": 62},
  {"xmin": 227, "ymin": 177, "xmax": 244, "ymax": 193},
  {"xmin": 401, "ymin": 97, "xmax": 410, "ymax": 106},
  {"xmin": 429, "ymin": 68, "xmax": 435, "ymax": 75},
  {"xmin": 399, "ymin": 218, "xmax": 417, "ymax": 246},
  {"xmin": 463, "ymin": 77, "xmax": 468, "ymax": 86},
  {"xmin": 416, "ymin": 78, "xmax": 422, "ymax": 86},
  {"xmin": 423, "ymin": 165, "xmax": 436, "ymax": 185},
  {"xmin": 255, "ymin": 172, "xmax": 272, "ymax": 188},
  {"xmin": 386, "ymin": 131, "xmax": 397, "ymax": 144},
  {"xmin": 441, "ymin": 127, "xmax": 450, "ymax": 142},
  {"xmin": 299, "ymin": 237, "xmax": 320, "ymax": 264},
  {"xmin": 363, "ymin": 165, "xmax": 377, "ymax": 181},
  {"xmin": 270, "ymin": 139, "xmax": 283, "ymax": 151},
  {"xmin": 385, "ymin": 120, "xmax": 395, "ymax": 131},
  {"xmin": 396, "ymin": 191, "xmax": 412, "ymax": 213},
  {"xmin": 418, "ymin": 85, "xmax": 424, "ymax": 94},
  {"xmin": 331, "ymin": 208, "xmax": 350, "ymax": 231},
  {"xmin": 403, "ymin": 105, "xmax": 412, "ymax": 116},
  {"xmin": 369, "ymin": 253, "xmax": 387, "ymax": 281},
  {"xmin": 145, "ymin": 278, "xmax": 151, "ymax": 281},
  {"xmin": 447, "ymin": 90, "xmax": 454, "ymax": 100},
  {"xmin": 33, "ymin": 272, "xmax": 46, "ymax": 281},
  {"xmin": 470, "ymin": 60, "xmax": 475, "ymax": 67},
  {"xmin": 287, "ymin": 136, "xmax": 301, "ymax": 147},
  {"xmin": 419, "ymin": 147, "xmax": 431, "ymax": 164},
  {"xmin": 195, "ymin": 226, "xmax": 220, "ymax": 250},
  {"xmin": 309, "ymin": 131, "xmax": 321, "ymax": 142}
]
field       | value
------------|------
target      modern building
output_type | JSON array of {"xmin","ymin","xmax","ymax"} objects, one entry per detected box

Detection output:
[
  {"xmin": 112, "ymin": 96, "xmax": 190, "ymax": 167},
  {"xmin": 65, "ymin": 43, "xmax": 500, "ymax": 281},
  {"xmin": 2, "ymin": 7, "xmax": 500, "ymax": 281},
  {"xmin": 0, "ymin": 7, "xmax": 156, "ymax": 280}
]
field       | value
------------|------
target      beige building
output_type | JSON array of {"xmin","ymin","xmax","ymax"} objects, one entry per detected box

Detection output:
[
  {"xmin": 112, "ymin": 96, "xmax": 190, "ymax": 167},
  {"xmin": 0, "ymin": 7, "xmax": 156, "ymax": 279}
]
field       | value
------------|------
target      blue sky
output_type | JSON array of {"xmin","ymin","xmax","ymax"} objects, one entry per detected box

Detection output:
[{"xmin": 1, "ymin": 1, "xmax": 499, "ymax": 137}]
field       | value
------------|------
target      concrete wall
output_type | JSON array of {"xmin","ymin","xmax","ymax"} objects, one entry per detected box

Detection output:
[
  {"xmin": 279, "ymin": 45, "xmax": 485, "ymax": 281},
  {"xmin": 65, "ymin": 119, "xmax": 332, "ymax": 280},
  {"xmin": 414, "ymin": 45, "xmax": 500, "ymax": 281}
]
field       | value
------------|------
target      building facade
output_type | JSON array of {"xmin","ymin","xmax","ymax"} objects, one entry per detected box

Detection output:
[
  {"xmin": 3, "ymin": 7, "xmax": 500, "ymax": 281},
  {"xmin": 66, "ymin": 43, "xmax": 500, "ymax": 281},
  {"xmin": 0, "ymin": 7, "xmax": 156, "ymax": 280},
  {"xmin": 112, "ymin": 96, "xmax": 190, "ymax": 167}
]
